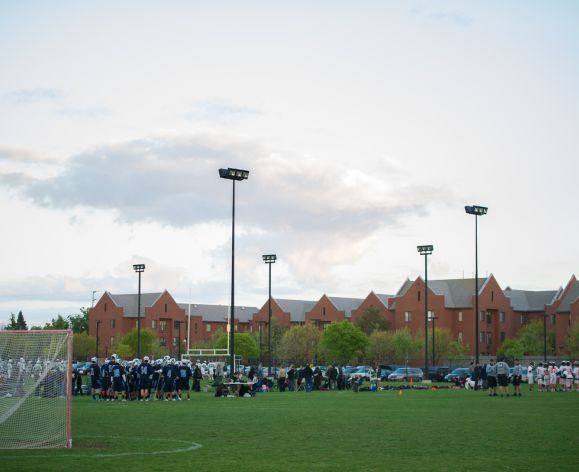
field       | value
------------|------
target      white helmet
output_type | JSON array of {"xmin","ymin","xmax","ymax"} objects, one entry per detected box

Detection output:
[
  {"xmin": 143, "ymin": 356, "xmax": 150, "ymax": 362},
  {"xmin": 91, "ymin": 357, "xmax": 97, "ymax": 362}
]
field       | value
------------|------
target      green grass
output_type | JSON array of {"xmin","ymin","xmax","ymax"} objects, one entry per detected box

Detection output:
[{"xmin": 1, "ymin": 388, "xmax": 578, "ymax": 471}]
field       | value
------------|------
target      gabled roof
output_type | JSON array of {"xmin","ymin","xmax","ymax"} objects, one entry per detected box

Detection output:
[
  {"xmin": 108, "ymin": 292, "xmax": 164, "ymax": 318},
  {"xmin": 395, "ymin": 279, "xmax": 413, "ymax": 298},
  {"xmin": 274, "ymin": 298, "xmax": 317, "ymax": 322},
  {"xmin": 376, "ymin": 293, "xmax": 394, "ymax": 309},
  {"xmin": 555, "ymin": 280, "xmax": 579, "ymax": 313},
  {"xmin": 504, "ymin": 289, "xmax": 558, "ymax": 312},
  {"xmin": 328, "ymin": 296, "xmax": 364, "ymax": 318},
  {"xmin": 178, "ymin": 303, "xmax": 258, "ymax": 323},
  {"xmin": 427, "ymin": 278, "xmax": 487, "ymax": 308}
]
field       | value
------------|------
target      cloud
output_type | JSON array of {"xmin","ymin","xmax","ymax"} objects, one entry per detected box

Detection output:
[
  {"xmin": 57, "ymin": 106, "xmax": 111, "ymax": 119},
  {"xmin": 185, "ymin": 98, "xmax": 261, "ymax": 123},
  {"xmin": 0, "ymin": 133, "xmax": 453, "ymax": 284},
  {"xmin": 7, "ymin": 88, "xmax": 65, "ymax": 104},
  {"xmin": 411, "ymin": 8, "xmax": 474, "ymax": 27}
]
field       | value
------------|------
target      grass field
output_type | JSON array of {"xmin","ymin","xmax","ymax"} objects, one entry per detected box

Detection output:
[{"xmin": 1, "ymin": 388, "xmax": 578, "ymax": 471}]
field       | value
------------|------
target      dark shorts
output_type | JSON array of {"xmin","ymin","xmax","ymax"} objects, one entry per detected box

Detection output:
[
  {"xmin": 102, "ymin": 377, "xmax": 111, "ymax": 389},
  {"xmin": 512, "ymin": 375, "xmax": 521, "ymax": 386},
  {"xmin": 90, "ymin": 378, "xmax": 101, "ymax": 389},
  {"xmin": 488, "ymin": 376, "xmax": 497, "ymax": 388},
  {"xmin": 497, "ymin": 374, "xmax": 508, "ymax": 387},
  {"xmin": 113, "ymin": 378, "xmax": 124, "ymax": 392},
  {"xmin": 178, "ymin": 379, "xmax": 190, "ymax": 390},
  {"xmin": 139, "ymin": 379, "xmax": 151, "ymax": 390},
  {"xmin": 164, "ymin": 380, "xmax": 174, "ymax": 392}
]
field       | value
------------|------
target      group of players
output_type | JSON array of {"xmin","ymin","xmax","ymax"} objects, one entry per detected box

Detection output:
[
  {"xmin": 529, "ymin": 360, "xmax": 579, "ymax": 392},
  {"xmin": 86, "ymin": 355, "xmax": 204, "ymax": 401}
]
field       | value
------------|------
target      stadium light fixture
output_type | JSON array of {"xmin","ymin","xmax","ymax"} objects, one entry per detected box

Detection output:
[
  {"xmin": 219, "ymin": 167, "xmax": 249, "ymax": 377},
  {"xmin": 464, "ymin": 204, "xmax": 488, "ymax": 365},
  {"xmin": 133, "ymin": 264, "xmax": 146, "ymax": 358},
  {"xmin": 417, "ymin": 245, "xmax": 433, "ymax": 380},
  {"xmin": 262, "ymin": 254, "xmax": 277, "ymax": 377}
]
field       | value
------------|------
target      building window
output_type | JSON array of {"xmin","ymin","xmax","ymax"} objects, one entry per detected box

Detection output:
[
  {"xmin": 404, "ymin": 311, "xmax": 412, "ymax": 322},
  {"xmin": 165, "ymin": 303, "xmax": 168, "ymax": 313},
  {"xmin": 104, "ymin": 303, "xmax": 107, "ymax": 312},
  {"xmin": 500, "ymin": 332, "xmax": 506, "ymax": 342},
  {"xmin": 500, "ymin": 311, "xmax": 505, "ymax": 323},
  {"xmin": 206, "ymin": 323, "xmax": 211, "ymax": 332},
  {"xmin": 159, "ymin": 337, "xmax": 166, "ymax": 346},
  {"xmin": 111, "ymin": 319, "xmax": 115, "ymax": 329},
  {"xmin": 322, "ymin": 307, "xmax": 326, "ymax": 316},
  {"xmin": 458, "ymin": 332, "xmax": 463, "ymax": 342},
  {"xmin": 487, "ymin": 333, "xmax": 493, "ymax": 345},
  {"xmin": 152, "ymin": 320, "xmax": 157, "ymax": 329},
  {"xmin": 479, "ymin": 332, "xmax": 485, "ymax": 343},
  {"xmin": 458, "ymin": 312, "xmax": 463, "ymax": 322},
  {"xmin": 479, "ymin": 311, "xmax": 485, "ymax": 322},
  {"xmin": 160, "ymin": 320, "xmax": 167, "ymax": 331},
  {"xmin": 194, "ymin": 322, "xmax": 198, "ymax": 331},
  {"xmin": 428, "ymin": 311, "xmax": 435, "ymax": 321},
  {"xmin": 491, "ymin": 291, "xmax": 494, "ymax": 302},
  {"xmin": 172, "ymin": 337, "xmax": 178, "ymax": 347},
  {"xmin": 418, "ymin": 291, "xmax": 421, "ymax": 302},
  {"xmin": 486, "ymin": 312, "xmax": 492, "ymax": 324}
]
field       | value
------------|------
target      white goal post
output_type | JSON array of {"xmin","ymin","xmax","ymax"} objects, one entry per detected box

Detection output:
[{"xmin": 0, "ymin": 329, "xmax": 72, "ymax": 449}]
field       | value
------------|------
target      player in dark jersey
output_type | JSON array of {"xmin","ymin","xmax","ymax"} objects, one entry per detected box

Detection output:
[
  {"xmin": 152, "ymin": 361, "xmax": 163, "ymax": 400},
  {"xmin": 127, "ymin": 361, "xmax": 139, "ymax": 400},
  {"xmin": 101, "ymin": 359, "xmax": 112, "ymax": 401},
  {"xmin": 88, "ymin": 357, "xmax": 101, "ymax": 400},
  {"xmin": 161, "ymin": 359, "xmax": 178, "ymax": 401},
  {"xmin": 177, "ymin": 361, "xmax": 193, "ymax": 401},
  {"xmin": 110, "ymin": 355, "xmax": 127, "ymax": 401},
  {"xmin": 138, "ymin": 356, "xmax": 155, "ymax": 401}
]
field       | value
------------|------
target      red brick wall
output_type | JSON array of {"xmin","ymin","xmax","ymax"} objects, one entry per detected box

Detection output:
[
  {"xmin": 305, "ymin": 295, "xmax": 346, "ymax": 329},
  {"xmin": 350, "ymin": 292, "xmax": 393, "ymax": 328}
]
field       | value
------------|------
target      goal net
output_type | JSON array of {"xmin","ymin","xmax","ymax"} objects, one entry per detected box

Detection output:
[{"xmin": 0, "ymin": 330, "xmax": 72, "ymax": 449}]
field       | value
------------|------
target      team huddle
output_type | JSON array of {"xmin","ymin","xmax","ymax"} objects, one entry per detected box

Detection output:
[
  {"xmin": 87, "ymin": 355, "xmax": 204, "ymax": 401},
  {"xmin": 530, "ymin": 361, "xmax": 578, "ymax": 392}
]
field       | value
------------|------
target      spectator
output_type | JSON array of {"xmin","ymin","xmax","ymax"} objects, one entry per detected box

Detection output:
[
  {"xmin": 486, "ymin": 359, "xmax": 497, "ymax": 397},
  {"xmin": 495, "ymin": 359, "xmax": 510, "ymax": 397}
]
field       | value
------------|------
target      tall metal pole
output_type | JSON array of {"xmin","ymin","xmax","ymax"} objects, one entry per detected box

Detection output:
[
  {"xmin": 474, "ymin": 215, "xmax": 479, "ymax": 365},
  {"xmin": 543, "ymin": 314, "xmax": 547, "ymax": 362},
  {"xmin": 137, "ymin": 271, "xmax": 142, "ymax": 359},
  {"xmin": 95, "ymin": 320, "xmax": 100, "ymax": 359},
  {"xmin": 432, "ymin": 315, "xmax": 436, "ymax": 366},
  {"xmin": 424, "ymin": 253, "xmax": 429, "ymax": 380},
  {"xmin": 229, "ymin": 180, "xmax": 236, "ymax": 377},
  {"xmin": 268, "ymin": 262, "xmax": 272, "ymax": 377}
]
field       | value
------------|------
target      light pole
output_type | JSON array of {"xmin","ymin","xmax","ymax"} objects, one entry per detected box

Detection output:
[
  {"xmin": 219, "ymin": 167, "xmax": 249, "ymax": 377},
  {"xmin": 175, "ymin": 320, "xmax": 185, "ymax": 359},
  {"xmin": 543, "ymin": 313, "xmax": 548, "ymax": 362},
  {"xmin": 133, "ymin": 264, "xmax": 146, "ymax": 358},
  {"xmin": 431, "ymin": 313, "xmax": 438, "ymax": 366},
  {"xmin": 95, "ymin": 320, "xmax": 101, "ymax": 359},
  {"xmin": 418, "ymin": 245, "xmax": 433, "ymax": 380},
  {"xmin": 465, "ymin": 205, "xmax": 487, "ymax": 366},
  {"xmin": 91, "ymin": 290, "xmax": 98, "ymax": 308},
  {"xmin": 262, "ymin": 254, "xmax": 277, "ymax": 377}
]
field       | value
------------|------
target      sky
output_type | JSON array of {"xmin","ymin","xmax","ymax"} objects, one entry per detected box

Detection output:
[{"xmin": 0, "ymin": 0, "xmax": 578, "ymax": 327}]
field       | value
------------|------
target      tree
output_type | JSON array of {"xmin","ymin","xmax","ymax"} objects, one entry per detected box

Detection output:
[
  {"xmin": 355, "ymin": 307, "xmax": 390, "ymax": 335},
  {"xmin": 391, "ymin": 328, "xmax": 422, "ymax": 363},
  {"xmin": 430, "ymin": 328, "xmax": 469, "ymax": 364},
  {"xmin": 320, "ymin": 321, "xmax": 369, "ymax": 365},
  {"xmin": 251, "ymin": 317, "xmax": 288, "ymax": 364},
  {"xmin": 277, "ymin": 324, "xmax": 321, "ymax": 365},
  {"xmin": 68, "ymin": 308, "xmax": 89, "ymax": 334},
  {"xmin": 215, "ymin": 332, "xmax": 259, "ymax": 361},
  {"xmin": 73, "ymin": 332, "xmax": 96, "ymax": 361},
  {"xmin": 367, "ymin": 330, "xmax": 395, "ymax": 364},
  {"xmin": 516, "ymin": 321, "xmax": 554, "ymax": 355},
  {"xmin": 5, "ymin": 313, "xmax": 18, "ymax": 330},
  {"xmin": 564, "ymin": 324, "xmax": 579, "ymax": 358},
  {"xmin": 119, "ymin": 328, "xmax": 159, "ymax": 358},
  {"xmin": 497, "ymin": 338, "xmax": 525, "ymax": 359},
  {"xmin": 44, "ymin": 315, "xmax": 69, "ymax": 330},
  {"xmin": 16, "ymin": 311, "xmax": 27, "ymax": 330}
]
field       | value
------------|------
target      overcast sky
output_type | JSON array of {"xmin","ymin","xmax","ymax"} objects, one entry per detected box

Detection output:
[{"xmin": 1, "ymin": 1, "xmax": 578, "ymax": 327}]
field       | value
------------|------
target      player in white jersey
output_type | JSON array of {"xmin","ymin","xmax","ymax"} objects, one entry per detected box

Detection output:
[
  {"xmin": 536, "ymin": 363, "xmax": 545, "ymax": 392},
  {"xmin": 574, "ymin": 362, "xmax": 579, "ymax": 392},
  {"xmin": 562, "ymin": 361, "xmax": 573, "ymax": 391},
  {"xmin": 527, "ymin": 362, "xmax": 535, "ymax": 392},
  {"xmin": 548, "ymin": 362, "xmax": 558, "ymax": 392}
]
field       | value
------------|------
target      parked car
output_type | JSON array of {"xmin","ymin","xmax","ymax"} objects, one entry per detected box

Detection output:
[
  {"xmin": 342, "ymin": 366, "xmax": 358, "ymax": 379},
  {"xmin": 388, "ymin": 367, "xmax": 424, "ymax": 381},
  {"xmin": 444, "ymin": 368, "xmax": 471, "ymax": 383},
  {"xmin": 427, "ymin": 366, "xmax": 450, "ymax": 382},
  {"xmin": 350, "ymin": 366, "xmax": 374, "ymax": 381},
  {"xmin": 76, "ymin": 362, "xmax": 92, "ymax": 375}
]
